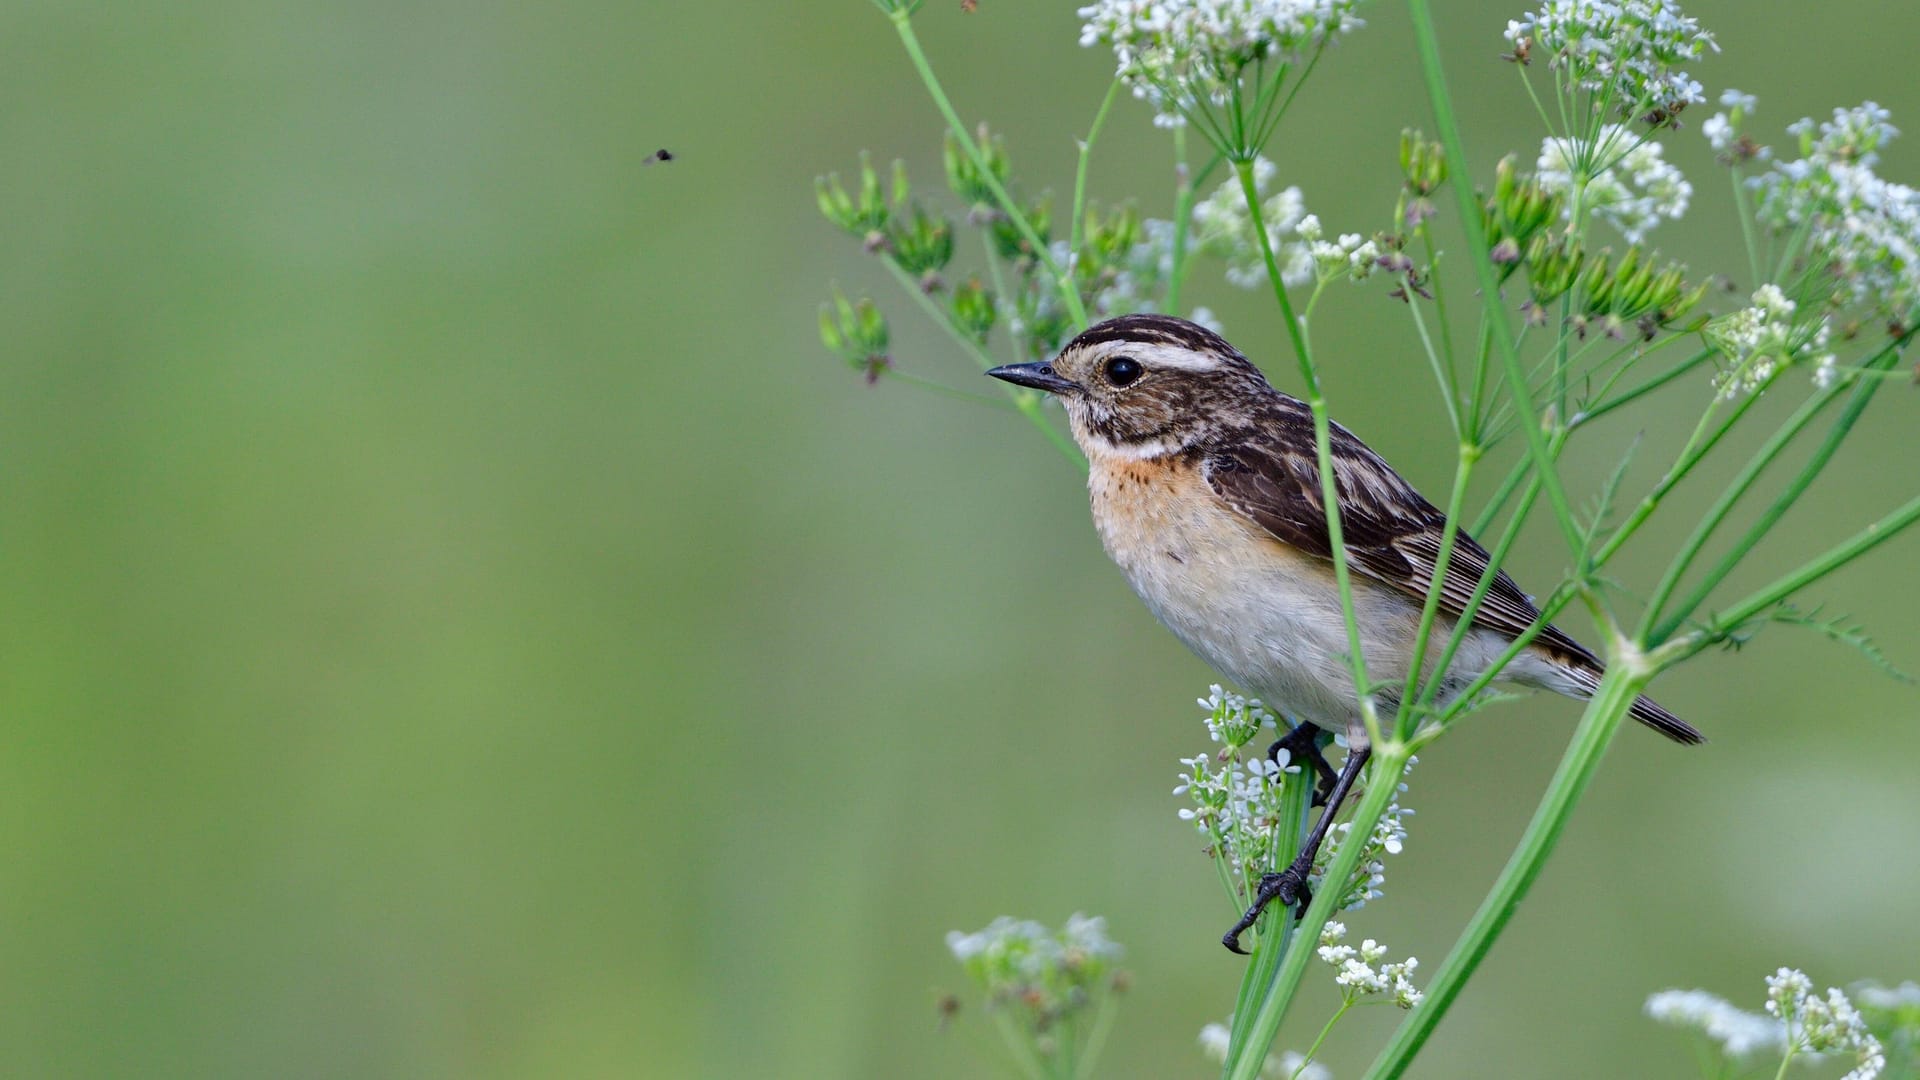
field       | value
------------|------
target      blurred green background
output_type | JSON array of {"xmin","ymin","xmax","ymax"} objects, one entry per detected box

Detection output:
[{"xmin": 4, "ymin": 2, "xmax": 1917, "ymax": 1077}]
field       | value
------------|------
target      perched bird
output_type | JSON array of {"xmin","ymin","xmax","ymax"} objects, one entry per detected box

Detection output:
[{"xmin": 987, "ymin": 313, "xmax": 1701, "ymax": 951}]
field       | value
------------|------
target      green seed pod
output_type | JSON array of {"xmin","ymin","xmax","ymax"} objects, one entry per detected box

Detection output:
[{"xmin": 951, "ymin": 278, "xmax": 998, "ymax": 344}]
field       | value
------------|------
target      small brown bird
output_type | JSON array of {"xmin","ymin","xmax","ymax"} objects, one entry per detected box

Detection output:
[{"xmin": 988, "ymin": 313, "xmax": 1700, "ymax": 950}]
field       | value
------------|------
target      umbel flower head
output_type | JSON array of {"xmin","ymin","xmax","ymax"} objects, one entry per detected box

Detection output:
[
  {"xmin": 946, "ymin": 915, "xmax": 1126, "ymax": 1043},
  {"xmin": 1535, "ymin": 125, "xmax": 1691, "ymax": 243},
  {"xmin": 1175, "ymin": 687, "xmax": 1413, "ymax": 911},
  {"xmin": 1078, "ymin": 0, "xmax": 1364, "ymax": 129},
  {"xmin": 1190, "ymin": 158, "xmax": 1316, "ymax": 288},
  {"xmin": 1504, "ymin": 0, "xmax": 1716, "ymax": 127},
  {"xmin": 1646, "ymin": 968, "xmax": 1885, "ymax": 1080},
  {"xmin": 1746, "ymin": 100, "xmax": 1920, "ymax": 325},
  {"xmin": 1705, "ymin": 284, "xmax": 1836, "ymax": 399}
]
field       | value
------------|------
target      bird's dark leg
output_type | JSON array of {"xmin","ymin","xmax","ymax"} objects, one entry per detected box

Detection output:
[
  {"xmin": 1268, "ymin": 721, "xmax": 1337, "ymax": 807},
  {"xmin": 1222, "ymin": 744, "xmax": 1373, "ymax": 955}
]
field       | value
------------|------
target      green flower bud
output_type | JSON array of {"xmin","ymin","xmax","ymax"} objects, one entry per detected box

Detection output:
[
  {"xmin": 819, "ymin": 289, "xmax": 892, "ymax": 384},
  {"xmin": 951, "ymin": 278, "xmax": 997, "ymax": 344},
  {"xmin": 1399, "ymin": 129, "xmax": 1447, "ymax": 197},
  {"xmin": 945, "ymin": 123, "xmax": 1011, "ymax": 220},
  {"xmin": 816, "ymin": 152, "xmax": 905, "ymax": 246},
  {"xmin": 991, "ymin": 196, "xmax": 1051, "ymax": 264},
  {"xmin": 888, "ymin": 203, "xmax": 955, "ymax": 288}
]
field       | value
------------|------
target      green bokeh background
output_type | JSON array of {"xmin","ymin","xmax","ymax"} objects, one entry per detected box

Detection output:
[{"xmin": 5, "ymin": 3, "xmax": 1917, "ymax": 1077}]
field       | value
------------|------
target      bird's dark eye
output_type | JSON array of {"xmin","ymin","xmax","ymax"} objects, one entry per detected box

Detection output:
[{"xmin": 1104, "ymin": 356, "xmax": 1144, "ymax": 387}]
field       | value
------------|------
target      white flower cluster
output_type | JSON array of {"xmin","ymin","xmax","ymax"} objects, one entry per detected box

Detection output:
[
  {"xmin": 1311, "ymin": 759, "xmax": 1414, "ymax": 911},
  {"xmin": 947, "ymin": 913, "xmax": 1123, "ymax": 973},
  {"xmin": 1078, "ymin": 0, "xmax": 1364, "ymax": 128},
  {"xmin": 1706, "ymin": 284, "xmax": 1835, "ymax": 399},
  {"xmin": 1747, "ymin": 100, "xmax": 1920, "ymax": 322},
  {"xmin": 1299, "ymin": 214, "xmax": 1381, "ymax": 281},
  {"xmin": 1191, "ymin": 157, "xmax": 1315, "ymax": 289},
  {"xmin": 1645, "ymin": 988, "xmax": 1786, "ymax": 1058},
  {"xmin": 1175, "ymin": 689, "xmax": 1295, "ymax": 893},
  {"xmin": 1197, "ymin": 1023, "xmax": 1329, "ymax": 1080},
  {"xmin": 1648, "ymin": 970, "xmax": 1886, "ymax": 1077},
  {"xmin": 1767, "ymin": 968, "xmax": 1887, "ymax": 1080},
  {"xmin": 1504, "ymin": 0, "xmax": 1715, "ymax": 123},
  {"xmin": 1536, "ymin": 125, "xmax": 1691, "ymax": 242},
  {"xmin": 1702, "ymin": 88, "xmax": 1762, "ymax": 158},
  {"xmin": 1318, "ymin": 921, "xmax": 1423, "ymax": 1008}
]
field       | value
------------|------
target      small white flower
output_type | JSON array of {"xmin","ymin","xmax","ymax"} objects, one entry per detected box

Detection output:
[
  {"xmin": 1750, "ymin": 101, "xmax": 1920, "ymax": 320},
  {"xmin": 1189, "ymin": 306, "xmax": 1225, "ymax": 333},
  {"xmin": 1536, "ymin": 126, "xmax": 1691, "ymax": 242},
  {"xmin": 1721, "ymin": 88, "xmax": 1757, "ymax": 113},
  {"xmin": 1646, "ymin": 988, "xmax": 1786, "ymax": 1058},
  {"xmin": 1506, "ymin": 0, "xmax": 1716, "ymax": 123},
  {"xmin": 1079, "ymin": 0, "xmax": 1366, "ymax": 128},
  {"xmin": 1706, "ymin": 285, "xmax": 1832, "ymax": 399},
  {"xmin": 1702, "ymin": 113, "xmax": 1734, "ymax": 153},
  {"xmin": 1191, "ymin": 158, "xmax": 1317, "ymax": 290},
  {"xmin": 1197, "ymin": 1022, "xmax": 1232, "ymax": 1064},
  {"xmin": 1318, "ymin": 928, "xmax": 1422, "ymax": 1008}
]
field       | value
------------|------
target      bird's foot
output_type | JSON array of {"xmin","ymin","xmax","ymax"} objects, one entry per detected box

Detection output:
[
  {"xmin": 1268, "ymin": 723, "xmax": 1337, "ymax": 808},
  {"xmin": 1220, "ymin": 864, "xmax": 1315, "ymax": 954}
]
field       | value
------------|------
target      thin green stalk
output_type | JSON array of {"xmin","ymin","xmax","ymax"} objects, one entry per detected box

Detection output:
[
  {"xmin": 1368, "ymin": 664, "xmax": 1646, "ymax": 1078},
  {"xmin": 1293, "ymin": 1000, "xmax": 1355, "ymax": 1079},
  {"xmin": 1638, "ymin": 385, "xmax": 1848, "ymax": 635},
  {"xmin": 1230, "ymin": 158, "xmax": 1374, "ymax": 721},
  {"xmin": 990, "ymin": 1007, "xmax": 1050, "ymax": 1080},
  {"xmin": 1069, "ymin": 79, "xmax": 1126, "ymax": 258},
  {"xmin": 1395, "ymin": 448, "xmax": 1478, "ymax": 740},
  {"xmin": 1167, "ymin": 130, "xmax": 1197, "ymax": 312},
  {"xmin": 1225, "ymin": 755, "xmax": 1316, "ymax": 1062},
  {"xmin": 1567, "ymin": 346, "xmax": 1719, "ymax": 430},
  {"xmin": 1405, "ymin": 0, "xmax": 1585, "ymax": 556},
  {"xmin": 1731, "ymin": 167, "xmax": 1763, "ymax": 287},
  {"xmin": 1406, "ymin": 286, "xmax": 1464, "ymax": 436},
  {"xmin": 1588, "ymin": 383, "xmax": 1772, "ymax": 571},
  {"xmin": 888, "ymin": 11, "xmax": 1089, "ymax": 329},
  {"xmin": 880, "ymin": 257, "xmax": 1082, "ymax": 464},
  {"xmin": 1673, "ymin": 489, "xmax": 1920, "ymax": 660},
  {"xmin": 1645, "ymin": 348, "xmax": 1903, "ymax": 642},
  {"xmin": 1079, "ymin": 989, "xmax": 1120, "ymax": 1080},
  {"xmin": 1418, "ymin": 229, "xmax": 1462, "ymax": 423},
  {"xmin": 1228, "ymin": 749, "xmax": 1416, "ymax": 1080}
]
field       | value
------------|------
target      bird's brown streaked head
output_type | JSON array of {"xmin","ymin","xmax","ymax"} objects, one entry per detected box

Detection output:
[{"xmin": 987, "ymin": 313, "xmax": 1280, "ymax": 457}]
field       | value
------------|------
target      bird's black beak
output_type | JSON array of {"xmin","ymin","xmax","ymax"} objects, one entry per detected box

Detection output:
[{"xmin": 986, "ymin": 361, "xmax": 1078, "ymax": 395}]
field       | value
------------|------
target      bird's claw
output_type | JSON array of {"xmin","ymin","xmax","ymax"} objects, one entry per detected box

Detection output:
[{"xmin": 1220, "ymin": 866, "xmax": 1315, "ymax": 954}]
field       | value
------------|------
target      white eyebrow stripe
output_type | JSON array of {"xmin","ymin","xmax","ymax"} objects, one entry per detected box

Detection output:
[{"xmin": 1119, "ymin": 340, "xmax": 1225, "ymax": 371}]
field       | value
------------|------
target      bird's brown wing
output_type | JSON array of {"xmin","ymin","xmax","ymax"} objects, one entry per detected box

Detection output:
[{"xmin": 1200, "ymin": 412, "xmax": 1599, "ymax": 668}]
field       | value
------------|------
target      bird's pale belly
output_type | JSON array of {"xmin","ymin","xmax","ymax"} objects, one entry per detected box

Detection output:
[{"xmin": 1089, "ymin": 458, "xmax": 1500, "ymax": 734}]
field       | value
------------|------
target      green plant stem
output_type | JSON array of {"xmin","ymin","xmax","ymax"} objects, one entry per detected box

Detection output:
[
  {"xmin": 879, "ymin": 258, "xmax": 1082, "ymax": 464},
  {"xmin": 1404, "ymin": 0, "xmax": 1583, "ymax": 556},
  {"xmin": 1294, "ymin": 1000, "xmax": 1355, "ymax": 1078},
  {"xmin": 888, "ymin": 11, "xmax": 1089, "ymax": 329},
  {"xmin": 1367, "ymin": 664, "xmax": 1646, "ymax": 1078},
  {"xmin": 1673, "ymin": 489, "xmax": 1920, "ymax": 660},
  {"xmin": 1228, "ymin": 748, "xmax": 1416, "ymax": 1080},
  {"xmin": 1645, "ymin": 353, "xmax": 1901, "ymax": 642},
  {"xmin": 1070, "ymin": 79, "xmax": 1125, "ymax": 258},
  {"xmin": 1395, "ymin": 447, "xmax": 1478, "ymax": 739},
  {"xmin": 1225, "ymin": 751, "xmax": 1317, "ymax": 1060},
  {"xmin": 1588, "ymin": 385, "xmax": 1770, "ymax": 571},
  {"xmin": 1230, "ymin": 158, "xmax": 1374, "ymax": 726},
  {"xmin": 1649, "ymin": 337, "xmax": 1913, "ymax": 642},
  {"xmin": 1566, "ymin": 346, "xmax": 1719, "ymax": 430}
]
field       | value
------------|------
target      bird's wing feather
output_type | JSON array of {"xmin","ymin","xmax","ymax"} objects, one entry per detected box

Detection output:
[{"xmin": 1201, "ymin": 411, "xmax": 1598, "ymax": 667}]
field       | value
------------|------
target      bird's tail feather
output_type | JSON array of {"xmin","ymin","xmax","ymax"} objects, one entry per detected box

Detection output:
[{"xmin": 1559, "ymin": 663, "xmax": 1705, "ymax": 745}]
